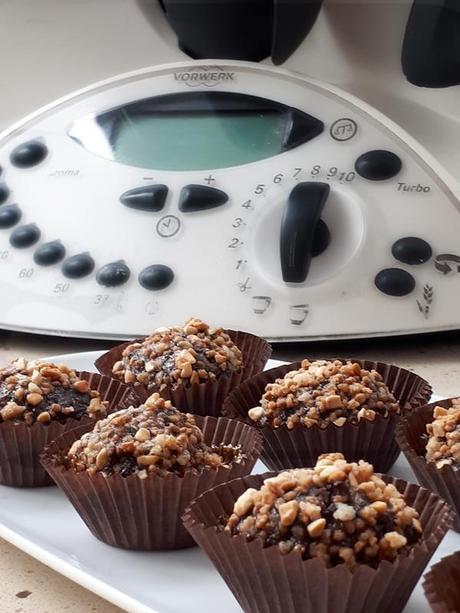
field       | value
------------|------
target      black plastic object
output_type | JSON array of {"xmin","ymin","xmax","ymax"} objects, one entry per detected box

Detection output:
[
  {"xmin": 179, "ymin": 185, "xmax": 228, "ymax": 212},
  {"xmin": 311, "ymin": 219, "xmax": 330, "ymax": 257},
  {"xmin": 10, "ymin": 141, "xmax": 48, "ymax": 168},
  {"xmin": 139, "ymin": 264, "xmax": 174, "ymax": 290},
  {"xmin": 0, "ymin": 205, "xmax": 21, "ymax": 229},
  {"xmin": 272, "ymin": 0, "xmax": 324, "ymax": 64},
  {"xmin": 0, "ymin": 184, "xmax": 9, "ymax": 205},
  {"xmin": 374, "ymin": 268, "xmax": 416, "ymax": 297},
  {"xmin": 280, "ymin": 181, "xmax": 329, "ymax": 283},
  {"xmin": 9, "ymin": 224, "xmax": 40, "ymax": 248},
  {"xmin": 120, "ymin": 185, "xmax": 168, "ymax": 212},
  {"xmin": 392, "ymin": 237, "xmax": 432, "ymax": 265},
  {"xmin": 355, "ymin": 150, "xmax": 402, "ymax": 181},
  {"xmin": 33, "ymin": 241, "xmax": 66, "ymax": 266},
  {"xmin": 97, "ymin": 261, "xmax": 131, "ymax": 287},
  {"xmin": 402, "ymin": 0, "xmax": 460, "ymax": 87},
  {"xmin": 62, "ymin": 253, "xmax": 95, "ymax": 279},
  {"xmin": 158, "ymin": 0, "xmax": 323, "ymax": 64}
]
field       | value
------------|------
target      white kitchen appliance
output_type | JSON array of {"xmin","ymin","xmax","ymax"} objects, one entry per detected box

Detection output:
[{"xmin": 0, "ymin": 0, "xmax": 459, "ymax": 341}]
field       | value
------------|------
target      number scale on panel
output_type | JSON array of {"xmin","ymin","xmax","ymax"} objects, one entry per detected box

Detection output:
[{"xmin": 0, "ymin": 60, "xmax": 458, "ymax": 341}]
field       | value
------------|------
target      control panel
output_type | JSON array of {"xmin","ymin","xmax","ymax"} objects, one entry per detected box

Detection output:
[{"xmin": 0, "ymin": 61, "xmax": 459, "ymax": 340}]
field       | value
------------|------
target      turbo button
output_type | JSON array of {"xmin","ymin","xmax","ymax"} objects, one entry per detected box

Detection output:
[{"xmin": 355, "ymin": 150, "xmax": 402, "ymax": 181}]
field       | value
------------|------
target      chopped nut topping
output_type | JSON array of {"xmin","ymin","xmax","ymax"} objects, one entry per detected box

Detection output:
[
  {"xmin": 112, "ymin": 317, "xmax": 243, "ymax": 391},
  {"xmin": 225, "ymin": 453, "xmax": 422, "ymax": 571},
  {"xmin": 248, "ymin": 359, "xmax": 400, "ymax": 429},
  {"xmin": 0, "ymin": 358, "xmax": 108, "ymax": 425},
  {"xmin": 66, "ymin": 393, "xmax": 244, "ymax": 478},
  {"xmin": 307, "ymin": 518, "xmax": 327, "ymax": 538},
  {"xmin": 425, "ymin": 400, "xmax": 460, "ymax": 468}
]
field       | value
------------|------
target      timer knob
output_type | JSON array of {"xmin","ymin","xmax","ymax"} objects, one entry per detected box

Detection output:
[{"xmin": 280, "ymin": 182, "xmax": 330, "ymax": 283}]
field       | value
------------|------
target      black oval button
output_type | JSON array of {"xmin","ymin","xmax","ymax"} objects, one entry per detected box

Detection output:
[
  {"xmin": 10, "ymin": 141, "xmax": 48, "ymax": 168},
  {"xmin": 34, "ymin": 241, "xmax": 66, "ymax": 266},
  {"xmin": 375, "ymin": 268, "xmax": 415, "ymax": 296},
  {"xmin": 391, "ymin": 236, "xmax": 432, "ymax": 265},
  {"xmin": 97, "ymin": 261, "xmax": 131, "ymax": 287},
  {"xmin": 120, "ymin": 185, "xmax": 168, "ymax": 212},
  {"xmin": 62, "ymin": 253, "xmax": 95, "ymax": 279},
  {"xmin": 139, "ymin": 265, "xmax": 174, "ymax": 291},
  {"xmin": 10, "ymin": 224, "xmax": 40, "ymax": 248},
  {"xmin": 0, "ymin": 183, "xmax": 9, "ymax": 205},
  {"xmin": 0, "ymin": 205, "xmax": 21, "ymax": 229},
  {"xmin": 355, "ymin": 150, "xmax": 402, "ymax": 181},
  {"xmin": 179, "ymin": 185, "xmax": 229, "ymax": 212}
]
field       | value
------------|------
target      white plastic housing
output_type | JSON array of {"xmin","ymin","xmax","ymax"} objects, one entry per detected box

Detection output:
[{"xmin": 0, "ymin": 61, "xmax": 459, "ymax": 340}]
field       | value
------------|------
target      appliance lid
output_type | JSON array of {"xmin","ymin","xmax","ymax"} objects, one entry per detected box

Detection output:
[{"xmin": 155, "ymin": 0, "xmax": 323, "ymax": 64}]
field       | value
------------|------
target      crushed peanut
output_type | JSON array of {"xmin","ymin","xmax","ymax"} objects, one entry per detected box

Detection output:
[
  {"xmin": 225, "ymin": 453, "xmax": 422, "ymax": 570},
  {"xmin": 248, "ymin": 359, "xmax": 400, "ymax": 429},
  {"xmin": 0, "ymin": 358, "xmax": 108, "ymax": 425},
  {"xmin": 425, "ymin": 400, "xmax": 460, "ymax": 468},
  {"xmin": 111, "ymin": 317, "xmax": 243, "ymax": 391},
  {"xmin": 66, "ymin": 393, "xmax": 244, "ymax": 478}
]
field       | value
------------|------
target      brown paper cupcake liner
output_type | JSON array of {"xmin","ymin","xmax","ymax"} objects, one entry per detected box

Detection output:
[
  {"xmin": 0, "ymin": 371, "xmax": 139, "ymax": 488},
  {"xmin": 222, "ymin": 358, "xmax": 432, "ymax": 473},
  {"xmin": 41, "ymin": 415, "xmax": 262, "ymax": 550},
  {"xmin": 94, "ymin": 329, "xmax": 272, "ymax": 417},
  {"xmin": 396, "ymin": 398, "xmax": 460, "ymax": 532},
  {"xmin": 183, "ymin": 472, "xmax": 453, "ymax": 613},
  {"xmin": 423, "ymin": 551, "xmax": 460, "ymax": 612}
]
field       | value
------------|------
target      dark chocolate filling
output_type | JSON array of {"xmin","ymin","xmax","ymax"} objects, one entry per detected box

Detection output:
[
  {"xmin": 423, "ymin": 426, "xmax": 460, "ymax": 468},
  {"xmin": 68, "ymin": 407, "xmax": 243, "ymax": 477},
  {"xmin": 0, "ymin": 383, "xmax": 92, "ymax": 424},
  {"xmin": 101, "ymin": 443, "xmax": 241, "ymax": 478},
  {"xmin": 127, "ymin": 345, "xmax": 233, "ymax": 383}
]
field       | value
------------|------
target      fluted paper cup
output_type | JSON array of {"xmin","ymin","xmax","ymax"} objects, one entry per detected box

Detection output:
[
  {"xmin": 0, "ymin": 372, "xmax": 138, "ymax": 488},
  {"xmin": 95, "ymin": 329, "xmax": 272, "ymax": 417},
  {"xmin": 396, "ymin": 398, "xmax": 460, "ymax": 531},
  {"xmin": 41, "ymin": 415, "xmax": 262, "ymax": 550},
  {"xmin": 183, "ymin": 473, "xmax": 453, "ymax": 613},
  {"xmin": 423, "ymin": 551, "xmax": 460, "ymax": 612},
  {"xmin": 223, "ymin": 359, "xmax": 432, "ymax": 472}
]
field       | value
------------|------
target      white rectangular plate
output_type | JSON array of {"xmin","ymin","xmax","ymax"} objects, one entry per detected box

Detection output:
[{"xmin": 0, "ymin": 352, "xmax": 458, "ymax": 613}]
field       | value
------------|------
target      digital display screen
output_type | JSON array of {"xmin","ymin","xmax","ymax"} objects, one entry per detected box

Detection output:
[
  {"xmin": 69, "ymin": 91, "xmax": 323, "ymax": 172},
  {"xmin": 110, "ymin": 111, "xmax": 287, "ymax": 171}
]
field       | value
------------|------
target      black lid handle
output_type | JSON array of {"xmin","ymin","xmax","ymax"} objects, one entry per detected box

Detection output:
[
  {"xmin": 158, "ymin": 0, "xmax": 322, "ymax": 63},
  {"xmin": 402, "ymin": 0, "xmax": 460, "ymax": 87},
  {"xmin": 271, "ymin": 0, "xmax": 324, "ymax": 65}
]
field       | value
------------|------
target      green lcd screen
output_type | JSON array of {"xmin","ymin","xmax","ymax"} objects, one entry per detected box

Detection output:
[{"xmin": 111, "ymin": 111, "xmax": 287, "ymax": 171}]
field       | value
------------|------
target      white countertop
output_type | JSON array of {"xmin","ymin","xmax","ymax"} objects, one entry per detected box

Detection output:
[{"xmin": 1, "ymin": 329, "xmax": 460, "ymax": 612}]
